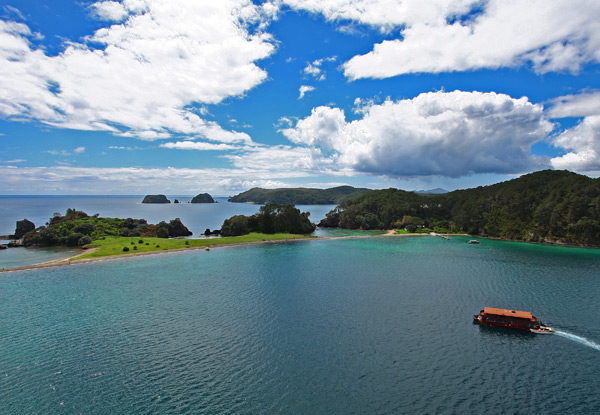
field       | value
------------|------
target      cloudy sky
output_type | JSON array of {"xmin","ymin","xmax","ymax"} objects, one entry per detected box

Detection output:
[{"xmin": 1, "ymin": 0, "xmax": 599, "ymax": 195}]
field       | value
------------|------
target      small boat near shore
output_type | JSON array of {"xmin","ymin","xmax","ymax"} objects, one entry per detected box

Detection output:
[
  {"xmin": 473, "ymin": 307, "xmax": 554, "ymax": 334},
  {"xmin": 468, "ymin": 240, "xmax": 480, "ymax": 244}
]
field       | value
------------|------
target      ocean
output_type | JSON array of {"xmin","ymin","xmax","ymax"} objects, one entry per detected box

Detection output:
[{"xmin": 1, "ymin": 235, "xmax": 599, "ymax": 414}]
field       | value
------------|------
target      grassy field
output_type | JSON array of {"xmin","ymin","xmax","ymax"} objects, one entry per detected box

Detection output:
[{"xmin": 75, "ymin": 233, "xmax": 314, "ymax": 259}]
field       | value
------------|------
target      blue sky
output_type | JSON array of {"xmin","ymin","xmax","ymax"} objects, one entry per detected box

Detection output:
[{"xmin": 1, "ymin": 0, "xmax": 600, "ymax": 195}]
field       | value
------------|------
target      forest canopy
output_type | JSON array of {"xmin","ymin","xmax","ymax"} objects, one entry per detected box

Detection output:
[{"xmin": 320, "ymin": 170, "xmax": 600, "ymax": 245}]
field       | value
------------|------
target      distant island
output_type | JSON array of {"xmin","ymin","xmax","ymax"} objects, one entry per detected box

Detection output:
[
  {"xmin": 319, "ymin": 170, "xmax": 600, "ymax": 246},
  {"xmin": 191, "ymin": 193, "xmax": 215, "ymax": 203},
  {"xmin": 228, "ymin": 186, "xmax": 370, "ymax": 204},
  {"xmin": 142, "ymin": 194, "xmax": 170, "ymax": 204}
]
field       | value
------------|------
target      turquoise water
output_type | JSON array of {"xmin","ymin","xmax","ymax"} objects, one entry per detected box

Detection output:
[{"xmin": 1, "ymin": 236, "xmax": 599, "ymax": 414}]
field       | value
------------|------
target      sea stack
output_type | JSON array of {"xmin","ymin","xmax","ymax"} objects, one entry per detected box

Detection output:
[{"xmin": 142, "ymin": 194, "xmax": 170, "ymax": 204}]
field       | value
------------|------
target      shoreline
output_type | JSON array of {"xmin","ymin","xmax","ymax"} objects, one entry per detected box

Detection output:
[
  {"xmin": 1, "ymin": 230, "xmax": 425, "ymax": 273},
  {"xmin": 2, "ymin": 230, "xmax": 594, "ymax": 273}
]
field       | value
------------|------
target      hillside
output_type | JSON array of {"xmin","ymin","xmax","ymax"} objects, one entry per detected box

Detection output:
[
  {"xmin": 320, "ymin": 170, "xmax": 600, "ymax": 245},
  {"xmin": 228, "ymin": 186, "xmax": 371, "ymax": 204}
]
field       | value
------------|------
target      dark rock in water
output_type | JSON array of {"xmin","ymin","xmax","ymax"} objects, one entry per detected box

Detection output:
[
  {"xmin": 14, "ymin": 219, "xmax": 35, "ymax": 239},
  {"xmin": 174, "ymin": 199, "xmax": 180, "ymax": 204},
  {"xmin": 191, "ymin": 193, "xmax": 215, "ymax": 203},
  {"xmin": 204, "ymin": 228, "xmax": 221, "ymax": 236},
  {"xmin": 0, "ymin": 244, "xmax": 8, "ymax": 250},
  {"xmin": 142, "ymin": 194, "xmax": 170, "ymax": 204}
]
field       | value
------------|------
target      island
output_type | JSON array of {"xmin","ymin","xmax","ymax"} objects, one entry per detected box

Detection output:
[
  {"xmin": 228, "ymin": 186, "xmax": 370, "ymax": 204},
  {"xmin": 14, "ymin": 209, "xmax": 192, "ymax": 248},
  {"xmin": 142, "ymin": 194, "xmax": 170, "ymax": 203},
  {"xmin": 191, "ymin": 193, "xmax": 216, "ymax": 203}
]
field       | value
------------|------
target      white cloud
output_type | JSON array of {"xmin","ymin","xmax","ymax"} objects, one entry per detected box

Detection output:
[
  {"xmin": 74, "ymin": 146, "xmax": 86, "ymax": 154},
  {"xmin": 281, "ymin": 90, "xmax": 553, "ymax": 177},
  {"xmin": 0, "ymin": 0, "xmax": 275, "ymax": 142},
  {"xmin": 160, "ymin": 141, "xmax": 237, "ymax": 151},
  {"xmin": 550, "ymin": 116, "xmax": 600, "ymax": 173},
  {"xmin": 283, "ymin": 0, "xmax": 475, "ymax": 30},
  {"xmin": 90, "ymin": 1, "xmax": 129, "ymax": 22},
  {"xmin": 546, "ymin": 92, "xmax": 600, "ymax": 173},
  {"xmin": 284, "ymin": 0, "xmax": 600, "ymax": 78},
  {"xmin": 547, "ymin": 91, "xmax": 600, "ymax": 119},
  {"xmin": 298, "ymin": 85, "xmax": 315, "ymax": 99},
  {"xmin": 0, "ymin": 163, "xmax": 315, "ymax": 195}
]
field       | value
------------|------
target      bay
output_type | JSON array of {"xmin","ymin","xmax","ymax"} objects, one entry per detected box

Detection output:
[{"xmin": 1, "ymin": 236, "xmax": 599, "ymax": 414}]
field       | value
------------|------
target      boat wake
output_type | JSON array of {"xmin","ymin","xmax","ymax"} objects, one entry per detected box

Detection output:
[{"xmin": 555, "ymin": 330, "xmax": 600, "ymax": 352}]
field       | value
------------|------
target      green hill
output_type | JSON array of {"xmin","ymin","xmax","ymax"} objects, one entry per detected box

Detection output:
[
  {"xmin": 228, "ymin": 186, "xmax": 371, "ymax": 204},
  {"xmin": 320, "ymin": 170, "xmax": 600, "ymax": 245}
]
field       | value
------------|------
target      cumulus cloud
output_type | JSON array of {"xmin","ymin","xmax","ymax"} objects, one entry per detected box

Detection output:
[
  {"xmin": 280, "ymin": 90, "xmax": 553, "ymax": 177},
  {"xmin": 90, "ymin": 1, "xmax": 129, "ymax": 22},
  {"xmin": 298, "ymin": 85, "xmax": 315, "ymax": 99},
  {"xmin": 547, "ymin": 91, "xmax": 600, "ymax": 119},
  {"xmin": 284, "ymin": 0, "xmax": 600, "ymax": 78},
  {"xmin": 283, "ymin": 0, "xmax": 475, "ymax": 30},
  {"xmin": 550, "ymin": 116, "xmax": 600, "ymax": 172},
  {"xmin": 0, "ymin": 1, "xmax": 275, "ymax": 142}
]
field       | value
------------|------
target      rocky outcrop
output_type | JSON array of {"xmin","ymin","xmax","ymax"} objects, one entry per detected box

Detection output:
[
  {"xmin": 13, "ymin": 219, "xmax": 35, "ymax": 239},
  {"xmin": 142, "ymin": 194, "xmax": 170, "ymax": 204},
  {"xmin": 191, "ymin": 193, "xmax": 215, "ymax": 203},
  {"xmin": 167, "ymin": 218, "xmax": 193, "ymax": 237}
]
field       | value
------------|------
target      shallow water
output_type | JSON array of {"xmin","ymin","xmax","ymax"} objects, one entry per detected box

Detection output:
[{"xmin": 1, "ymin": 236, "xmax": 599, "ymax": 414}]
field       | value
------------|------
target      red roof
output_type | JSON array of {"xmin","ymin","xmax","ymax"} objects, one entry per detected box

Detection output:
[{"xmin": 483, "ymin": 307, "xmax": 533, "ymax": 320}]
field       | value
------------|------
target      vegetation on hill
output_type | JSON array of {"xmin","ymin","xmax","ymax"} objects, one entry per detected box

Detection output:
[
  {"xmin": 21, "ymin": 209, "xmax": 192, "ymax": 247},
  {"xmin": 221, "ymin": 203, "xmax": 316, "ymax": 236},
  {"xmin": 142, "ymin": 194, "xmax": 170, "ymax": 203},
  {"xmin": 191, "ymin": 193, "xmax": 215, "ymax": 203},
  {"xmin": 228, "ymin": 186, "xmax": 370, "ymax": 204},
  {"xmin": 320, "ymin": 170, "xmax": 600, "ymax": 245}
]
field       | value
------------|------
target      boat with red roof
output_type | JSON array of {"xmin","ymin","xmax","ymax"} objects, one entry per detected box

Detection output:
[{"xmin": 473, "ymin": 307, "xmax": 554, "ymax": 334}]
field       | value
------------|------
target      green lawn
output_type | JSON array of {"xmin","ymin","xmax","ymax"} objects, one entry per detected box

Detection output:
[{"xmin": 74, "ymin": 233, "xmax": 313, "ymax": 259}]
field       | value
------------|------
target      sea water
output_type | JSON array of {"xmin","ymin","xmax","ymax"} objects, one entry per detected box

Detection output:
[{"xmin": 1, "ymin": 236, "xmax": 599, "ymax": 414}]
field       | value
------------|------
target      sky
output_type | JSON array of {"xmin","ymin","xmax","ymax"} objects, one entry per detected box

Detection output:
[{"xmin": 0, "ymin": 0, "xmax": 599, "ymax": 195}]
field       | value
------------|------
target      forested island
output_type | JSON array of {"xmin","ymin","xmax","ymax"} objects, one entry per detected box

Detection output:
[
  {"xmin": 320, "ymin": 170, "xmax": 600, "ymax": 245},
  {"xmin": 142, "ymin": 194, "xmax": 170, "ymax": 203},
  {"xmin": 228, "ymin": 186, "xmax": 370, "ymax": 204},
  {"xmin": 191, "ymin": 193, "xmax": 215, "ymax": 203},
  {"xmin": 17, "ymin": 209, "xmax": 192, "ymax": 247}
]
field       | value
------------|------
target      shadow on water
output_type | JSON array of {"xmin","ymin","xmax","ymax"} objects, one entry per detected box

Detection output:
[{"xmin": 475, "ymin": 322, "xmax": 536, "ymax": 341}]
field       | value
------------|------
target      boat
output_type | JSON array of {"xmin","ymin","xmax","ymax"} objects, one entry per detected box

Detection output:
[
  {"xmin": 468, "ymin": 240, "xmax": 480, "ymax": 244},
  {"xmin": 473, "ymin": 307, "xmax": 554, "ymax": 334}
]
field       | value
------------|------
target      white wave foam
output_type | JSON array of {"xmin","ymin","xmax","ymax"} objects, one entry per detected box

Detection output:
[{"xmin": 555, "ymin": 330, "xmax": 600, "ymax": 352}]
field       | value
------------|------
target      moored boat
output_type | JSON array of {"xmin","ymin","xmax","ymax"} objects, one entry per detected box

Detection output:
[{"xmin": 473, "ymin": 307, "xmax": 554, "ymax": 334}]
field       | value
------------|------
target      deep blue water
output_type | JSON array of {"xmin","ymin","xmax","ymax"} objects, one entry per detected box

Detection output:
[{"xmin": 1, "ymin": 236, "xmax": 599, "ymax": 414}]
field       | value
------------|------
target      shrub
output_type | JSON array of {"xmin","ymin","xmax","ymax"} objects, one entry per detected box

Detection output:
[
  {"xmin": 78, "ymin": 236, "xmax": 92, "ymax": 246},
  {"xmin": 123, "ymin": 246, "xmax": 130, "ymax": 252}
]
